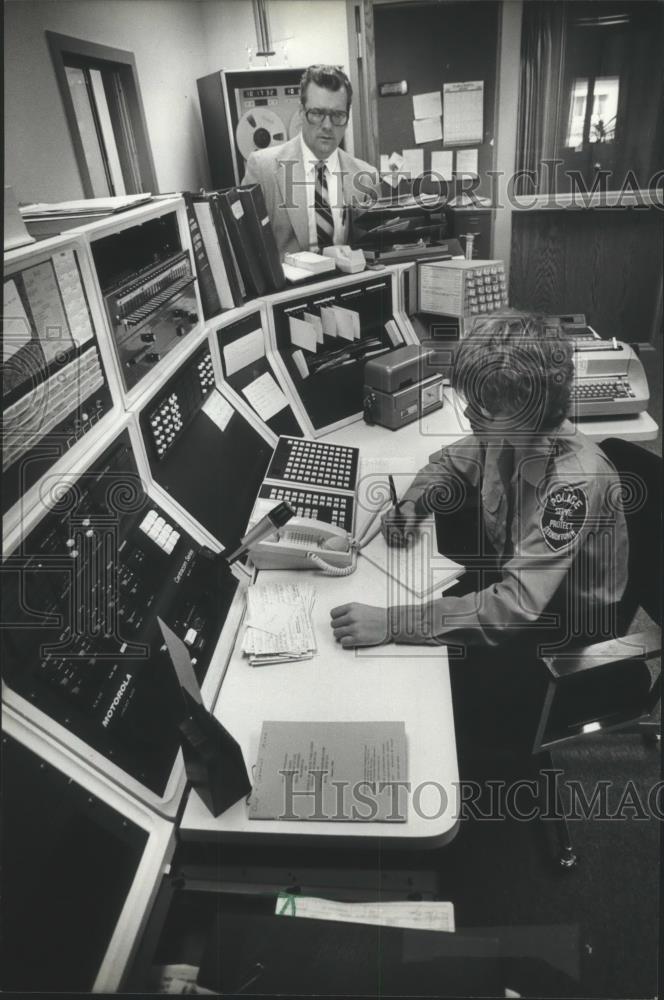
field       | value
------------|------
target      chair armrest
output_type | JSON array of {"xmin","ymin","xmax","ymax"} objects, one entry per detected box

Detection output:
[{"xmin": 542, "ymin": 627, "xmax": 661, "ymax": 680}]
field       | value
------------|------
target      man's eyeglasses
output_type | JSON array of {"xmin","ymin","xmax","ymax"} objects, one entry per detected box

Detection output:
[{"xmin": 303, "ymin": 107, "xmax": 349, "ymax": 126}]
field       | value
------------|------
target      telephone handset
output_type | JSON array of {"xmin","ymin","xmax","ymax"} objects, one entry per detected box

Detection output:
[{"xmin": 247, "ymin": 516, "xmax": 356, "ymax": 574}]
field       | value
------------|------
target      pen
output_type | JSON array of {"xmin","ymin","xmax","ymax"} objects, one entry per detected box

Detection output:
[{"xmin": 388, "ymin": 474, "xmax": 401, "ymax": 512}]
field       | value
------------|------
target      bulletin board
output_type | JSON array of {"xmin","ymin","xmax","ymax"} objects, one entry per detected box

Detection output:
[{"xmin": 373, "ymin": 1, "xmax": 499, "ymax": 200}]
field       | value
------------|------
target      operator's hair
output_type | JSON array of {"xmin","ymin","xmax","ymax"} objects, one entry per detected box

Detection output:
[
  {"xmin": 451, "ymin": 314, "xmax": 574, "ymax": 432},
  {"xmin": 300, "ymin": 65, "xmax": 353, "ymax": 111}
]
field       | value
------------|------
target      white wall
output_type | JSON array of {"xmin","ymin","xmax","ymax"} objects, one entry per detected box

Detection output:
[
  {"xmin": 200, "ymin": 0, "xmax": 354, "ymax": 151},
  {"xmin": 201, "ymin": 0, "xmax": 350, "ymax": 73},
  {"xmin": 4, "ymin": 0, "xmax": 212, "ymax": 203}
]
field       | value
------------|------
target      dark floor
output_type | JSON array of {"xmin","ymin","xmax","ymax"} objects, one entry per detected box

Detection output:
[
  {"xmin": 145, "ymin": 729, "xmax": 661, "ymax": 999},
  {"xmin": 433, "ymin": 732, "xmax": 661, "ymax": 998}
]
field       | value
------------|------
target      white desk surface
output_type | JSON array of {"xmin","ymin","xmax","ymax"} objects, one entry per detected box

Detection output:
[{"xmin": 180, "ymin": 391, "xmax": 658, "ymax": 844}]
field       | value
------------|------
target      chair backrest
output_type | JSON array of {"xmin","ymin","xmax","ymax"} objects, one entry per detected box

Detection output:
[{"xmin": 599, "ymin": 438, "xmax": 662, "ymax": 626}]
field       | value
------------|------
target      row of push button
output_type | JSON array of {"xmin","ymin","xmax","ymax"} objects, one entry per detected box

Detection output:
[{"xmin": 139, "ymin": 509, "xmax": 180, "ymax": 553}]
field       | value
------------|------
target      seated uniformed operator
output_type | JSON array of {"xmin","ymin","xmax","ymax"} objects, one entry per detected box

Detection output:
[{"xmin": 330, "ymin": 315, "xmax": 629, "ymax": 653}]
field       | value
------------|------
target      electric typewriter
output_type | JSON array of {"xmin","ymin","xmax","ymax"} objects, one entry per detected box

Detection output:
[{"xmin": 554, "ymin": 314, "xmax": 650, "ymax": 417}]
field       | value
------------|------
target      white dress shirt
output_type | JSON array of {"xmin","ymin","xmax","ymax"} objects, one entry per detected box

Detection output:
[{"xmin": 300, "ymin": 134, "xmax": 345, "ymax": 251}]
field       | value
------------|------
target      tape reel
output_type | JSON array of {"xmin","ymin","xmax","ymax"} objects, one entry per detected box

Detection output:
[{"xmin": 236, "ymin": 108, "xmax": 287, "ymax": 159}]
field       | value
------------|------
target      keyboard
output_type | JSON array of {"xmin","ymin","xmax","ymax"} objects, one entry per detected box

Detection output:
[
  {"xmin": 258, "ymin": 483, "xmax": 353, "ymax": 532},
  {"xmin": 571, "ymin": 377, "xmax": 644, "ymax": 417},
  {"xmin": 265, "ymin": 436, "xmax": 359, "ymax": 492}
]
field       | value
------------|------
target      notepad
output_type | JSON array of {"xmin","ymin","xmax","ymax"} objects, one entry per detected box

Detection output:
[{"xmin": 249, "ymin": 720, "xmax": 408, "ymax": 821}]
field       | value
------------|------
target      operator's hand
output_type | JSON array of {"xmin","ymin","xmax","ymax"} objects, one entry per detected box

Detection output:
[
  {"xmin": 330, "ymin": 603, "xmax": 389, "ymax": 647},
  {"xmin": 381, "ymin": 500, "xmax": 418, "ymax": 547}
]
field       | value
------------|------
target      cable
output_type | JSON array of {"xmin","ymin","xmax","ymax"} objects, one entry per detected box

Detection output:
[{"xmin": 307, "ymin": 549, "xmax": 358, "ymax": 576}]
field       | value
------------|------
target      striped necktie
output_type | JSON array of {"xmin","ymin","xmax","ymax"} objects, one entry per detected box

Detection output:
[{"xmin": 315, "ymin": 161, "xmax": 334, "ymax": 250}]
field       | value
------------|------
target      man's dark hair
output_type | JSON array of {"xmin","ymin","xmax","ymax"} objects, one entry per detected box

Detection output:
[
  {"xmin": 452, "ymin": 313, "xmax": 574, "ymax": 432},
  {"xmin": 300, "ymin": 65, "xmax": 353, "ymax": 111}
]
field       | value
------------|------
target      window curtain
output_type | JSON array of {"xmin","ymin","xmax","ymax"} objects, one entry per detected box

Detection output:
[{"xmin": 515, "ymin": 2, "xmax": 566, "ymax": 195}]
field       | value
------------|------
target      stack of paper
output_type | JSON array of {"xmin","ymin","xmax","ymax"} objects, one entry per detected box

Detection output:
[
  {"xmin": 242, "ymin": 582, "xmax": 317, "ymax": 666},
  {"xmin": 283, "ymin": 251, "xmax": 336, "ymax": 274},
  {"xmin": 19, "ymin": 194, "xmax": 152, "ymax": 218}
]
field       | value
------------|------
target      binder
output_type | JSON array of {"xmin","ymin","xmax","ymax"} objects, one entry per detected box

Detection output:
[
  {"xmin": 214, "ymin": 187, "xmax": 267, "ymax": 297},
  {"xmin": 237, "ymin": 183, "xmax": 286, "ymax": 292},
  {"xmin": 182, "ymin": 192, "xmax": 223, "ymax": 318},
  {"xmin": 185, "ymin": 192, "xmax": 244, "ymax": 319},
  {"xmin": 208, "ymin": 192, "xmax": 246, "ymax": 303}
]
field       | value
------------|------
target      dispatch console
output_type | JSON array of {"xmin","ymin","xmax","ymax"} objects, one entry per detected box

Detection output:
[{"xmin": 1, "ymin": 430, "xmax": 237, "ymax": 804}]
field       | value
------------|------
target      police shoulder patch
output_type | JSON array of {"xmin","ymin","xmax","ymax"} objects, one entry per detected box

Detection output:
[{"xmin": 540, "ymin": 483, "xmax": 588, "ymax": 551}]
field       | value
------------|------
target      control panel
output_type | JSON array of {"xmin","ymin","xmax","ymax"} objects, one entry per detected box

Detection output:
[
  {"xmin": 256, "ymin": 436, "xmax": 360, "ymax": 534},
  {"xmin": 265, "ymin": 436, "xmax": 359, "ymax": 492},
  {"xmin": 144, "ymin": 345, "xmax": 215, "ymax": 462},
  {"xmin": 3, "ymin": 243, "xmax": 113, "ymax": 514},
  {"xmin": 1, "ymin": 431, "xmax": 237, "ymax": 798},
  {"xmin": 269, "ymin": 273, "xmax": 406, "ymax": 435},
  {"xmin": 91, "ymin": 213, "xmax": 199, "ymax": 391},
  {"xmin": 138, "ymin": 344, "xmax": 274, "ymax": 548}
]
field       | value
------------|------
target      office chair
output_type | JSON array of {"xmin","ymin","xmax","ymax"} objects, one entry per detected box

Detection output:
[{"xmin": 531, "ymin": 438, "xmax": 662, "ymax": 869}]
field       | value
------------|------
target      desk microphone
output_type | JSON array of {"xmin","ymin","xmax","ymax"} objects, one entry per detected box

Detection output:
[{"xmin": 225, "ymin": 501, "xmax": 295, "ymax": 565}]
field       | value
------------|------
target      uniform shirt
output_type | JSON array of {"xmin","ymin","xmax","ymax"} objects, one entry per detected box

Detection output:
[
  {"xmin": 388, "ymin": 421, "xmax": 629, "ymax": 647},
  {"xmin": 300, "ymin": 134, "xmax": 345, "ymax": 250}
]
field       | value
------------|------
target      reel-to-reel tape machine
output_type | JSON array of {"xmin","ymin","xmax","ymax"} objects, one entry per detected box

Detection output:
[
  {"xmin": 235, "ymin": 86, "xmax": 302, "ymax": 161},
  {"xmin": 198, "ymin": 68, "xmax": 306, "ymax": 189}
]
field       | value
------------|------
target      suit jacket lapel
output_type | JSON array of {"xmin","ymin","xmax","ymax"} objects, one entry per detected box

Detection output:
[{"xmin": 276, "ymin": 137, "xmax": 309, "ymax": 251}]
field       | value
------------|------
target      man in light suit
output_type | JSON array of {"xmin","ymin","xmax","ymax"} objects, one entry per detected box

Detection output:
[{"xmin": 243, "ymin": 65, "xmax": 378, "ymax": 259}]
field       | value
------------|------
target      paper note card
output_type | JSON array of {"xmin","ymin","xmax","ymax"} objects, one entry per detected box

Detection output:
[
  {"xmin": 384, "ymin": 319, "xmax": 401, "ymax": 347},
  {"xmin": 333, "ymin": 305, "xmax": 360, "ymax": 341},
  {"xmin": 275, "ymin": 895, "xmax": 455, "ymax": 933},
  {"xmin": 443, "ymin": 81, "xmax": 484, "ymax": 145},
  {"xmin": 52, "ymin": 249, "xmax": 94, "ymax": 347},
  {"xmin": 302, "ymin": 312, "xmax": 324, "ymax": 344},
  {"xmin": 413, "ymin": 116, "xmax": 442, "ymax": 145},
  {"xmin": 241, "ymin": 371, "xmax": 289, "ymax": 421},
  {"xmin": 222, "ymin": 328, "xmax": 264, "ymax": 376},
  {"xmin": 320, "ymin": 306, "xmax": 338, "ymax": 338},
  {"xmin": 402, "ymin": 148, "xmax": 425, "ymax": 178},
  {"xmin": 431, "ymin": 150, "xmax": 454, "ymax": 181},
  {"xmin": 202, "ymin": 389, "xmax": 234, "ymax": 432},
  {"xmin": 412, "ymin": 91, "xmax": 442, "ymax": 120},
  {"xmin": 289, "ymin": 315, "xmax": 318, "ymax": 353},
  {"xmin": 292, "ymin": 349, "xmax": 309, "ymax": 379},
  {"xmin": 455, "ymin": 148, "xmax": 479, "ymax": 177}
]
